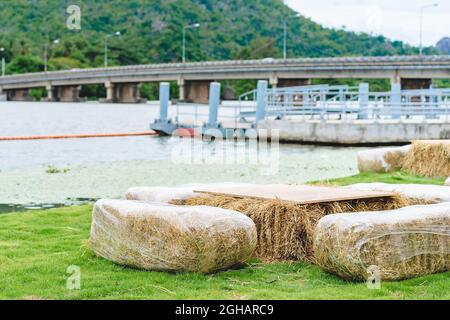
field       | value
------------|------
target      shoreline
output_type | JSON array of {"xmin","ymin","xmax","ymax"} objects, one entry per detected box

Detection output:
[{"xmin": 0, "ymin": 172, "xmax": 447, "ymax": 300}]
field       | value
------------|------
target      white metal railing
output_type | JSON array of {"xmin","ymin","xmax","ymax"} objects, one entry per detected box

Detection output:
[
  {"xmin": 265, "ymin": 87, "xmax": 450, "ymax": 122},
  {"xmin": 173, "ymin": 86, "xmax": 450, "ymax": 128},
  {"xmin": 175, "ymin": 103, "xmax": 209, "ymax": 126}
]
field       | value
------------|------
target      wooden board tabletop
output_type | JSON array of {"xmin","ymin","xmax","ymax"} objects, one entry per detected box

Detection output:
[{"xmin": 194, "ymin": 184, "xmax": 395, "ymax": 205}]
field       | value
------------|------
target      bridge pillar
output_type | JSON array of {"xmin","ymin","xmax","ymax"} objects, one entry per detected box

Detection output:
[
  {"xmin": 57, "ymin": 86, "xmax": 83, "ymax": 102},
  {"xmin": 400, "ymin": 78, "xmax": 432, "ymax": 90},
  {"xmin": 6, "ymin": 89, "xmax": 34, "ymax": 101},
  {"xmin": 178, "ymin": 78, "xmax": 185, "ymax": 101},
  {"xmin": 46, "ymin": 85, "xmax": 84, "ymax": 102},
  {"xmin": 270, "ymin": 76, "xmax": 278, "ymax": 89},
  {"xmin": 46, "ymin": 85, "xmax": 54, "ymax": 101},
  {"xmin": 105, "ymin": 81, "xmax": 114, "ymax": 102},
  {"xmin": 101, "ymin": 82, "xmax": 146, "ymax": 103},
  {"xmin": 116, "ymin": 83, "xmax": 146, "ymax": 103},
  {"xmin": 0, "ymin": 87, "xmax": 6, "ymax": 101},
  {"xmin": 180, "ymin": 80, "xmax": 211, "ymax": 104}
]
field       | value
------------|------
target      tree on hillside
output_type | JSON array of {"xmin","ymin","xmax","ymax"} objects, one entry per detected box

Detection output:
[{"xmin": 6, "ymin": 56, "xmax": 45, "ymax": 74}]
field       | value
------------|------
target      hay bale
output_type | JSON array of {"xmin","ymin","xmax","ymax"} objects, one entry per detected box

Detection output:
[
  {"xmin": 173, "ymin": 195, "xmax": 421, "ymax": 262},
  {"xmin": 346, "ymin": 183, "xmax": 450, "ymax": 203},
  {"xmin": 357, "ymin": 145, "xmax": 411, "ymax": 173},
  {"xmin": 126, "ymin": 183, "xmax": 253, "ymax": 204},
  {"xmin": 402, "ymin": 140, "xmax": 450, "ymax": 177},
  {"xmin": 90, "ymin": 199, "xmax": 257, "ymax": 273},
  {"xmin": 314, "ymin": 203, "xmax": 450, "ymax": 281}
]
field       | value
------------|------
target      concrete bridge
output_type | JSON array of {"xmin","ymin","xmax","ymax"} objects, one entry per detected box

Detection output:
[{"xmin": 0, "ymin": 55, "xmax": 449, "ymax": 103}]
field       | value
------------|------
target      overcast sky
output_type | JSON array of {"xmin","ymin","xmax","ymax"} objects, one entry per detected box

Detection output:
[{"xmin": 285, "ymin": 0, "xmax": 449, "ymax": 46}]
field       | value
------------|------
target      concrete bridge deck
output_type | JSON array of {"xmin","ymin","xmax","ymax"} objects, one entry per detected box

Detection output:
[{"xmin": 0, "ymin": 55, "xmax": 449, "ymax": 103}]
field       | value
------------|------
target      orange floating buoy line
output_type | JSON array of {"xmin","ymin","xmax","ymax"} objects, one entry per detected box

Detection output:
[{"xmin": 0, "ymin": 131, "xmax": 158, "ymax": 141}]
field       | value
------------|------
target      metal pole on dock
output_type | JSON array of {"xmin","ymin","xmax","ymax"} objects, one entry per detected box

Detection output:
[
  {"xmin": 256, "ymin": 80, "xmax": 268, "ymax": 122},
  {"xmin": 358, "ymin": 83, "xmax": 369, "ymax": 120},
  {"xmin": 159, "ymin": 82, "xmax": 170, "ymax": 121},
  {"xmin": 390, "ymin": 83, "xmax": 402, "ymax": 119},
  {"xmin": 208, "ymin": 82, "xmax": 221, "ymax": 127}
]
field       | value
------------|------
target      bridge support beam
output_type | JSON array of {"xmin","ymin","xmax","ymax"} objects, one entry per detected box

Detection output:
[
  {"xmin": 46, "ymin": 85, "xmax": 84, "ymax": 102},
  {"xmin": 6, "ymin": 89, "xmax": 34, "ymax": 101},
  {"xmin": 101, "ymin": 82, "xmax": 147, "ymax": 103},
  {"xmin": 179, "ymin": 80, "xmax": 210, "ymax": 103}
]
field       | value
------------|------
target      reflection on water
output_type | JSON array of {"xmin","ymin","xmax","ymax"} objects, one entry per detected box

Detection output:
[
  {"xmin": 0, "ymin": 198, "xmax": 98, "ymax": 214},
  {"xmin": 0, "ymin": 203, "xmax": 66, "ymax": 214}
]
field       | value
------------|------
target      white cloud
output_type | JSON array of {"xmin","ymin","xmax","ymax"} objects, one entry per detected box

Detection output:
[{"xmin": 285, "ymin": 0, "xmax": 449, "ymax": 46}]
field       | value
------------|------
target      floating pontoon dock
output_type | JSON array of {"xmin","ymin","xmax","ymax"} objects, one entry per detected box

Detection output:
[{"xmin": 151, "ymin": 81, "xmax": 450, "ymax": 144}]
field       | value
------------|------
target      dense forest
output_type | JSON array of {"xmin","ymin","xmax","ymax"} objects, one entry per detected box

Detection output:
[{"xmin": 0, "ymin": 0, "xmax": 439, "ymax": 98}]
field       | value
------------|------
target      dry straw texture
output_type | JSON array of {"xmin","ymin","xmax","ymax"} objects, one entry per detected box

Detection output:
[
  {"xmin": 90, "ymin": 199, "xmax": 257, "ymax": 273},
  {"xmin": 358, "ymin": 146, "xmax": 411, "ymax": 173},
  {"xmin": 402, "ymin": 141, "xmax": 450, "ymax": 177},
  {"xmin": 173, "ymin": 195, "xmax": 423, "ymax": 262},
  {"xmin": 314, "ymin": 203, "xmax": 450, "ymax": 281}
]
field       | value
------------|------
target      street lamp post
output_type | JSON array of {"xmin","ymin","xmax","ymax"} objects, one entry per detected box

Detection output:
[
  {"xmin": 283, "ymin": 14, "xmax": 300, "ymax": 61},
  {"xmin": 182, "ymin": 23, "xmax": 200, "ymax": 63},
  {"xmin": 104, "ymin": 31, "xmax": 121, "ymax": 67},
  {"xmin": 44, "ymin": 39, "xmax": 60, "ymax": 72},
  {"xmin": 0, "ymin": 48, "xmax": 5, "ymax": 77},
  {"xmin": 419, "ymin": 3, "xmax": 439, "ymax": 56}
]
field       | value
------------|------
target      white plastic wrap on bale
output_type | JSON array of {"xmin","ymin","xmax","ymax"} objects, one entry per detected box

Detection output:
[
  {"xmin": 126, "ymin": 183, "xmax": 254, "ymax": 204},
  {"xmin": 90, "ymin": 199, "xmax": 257, "ymax": 273},
  {"xmin": 314, "ymin": 203, "xmax": 450, "ymax": 281},
  {"xmin": 446, "ymin": 178, "xmax": 450, "ymax": 186},
  {"xmin": 357, "ymin": 145, "xmax": 411, "ymax": 173},
  {"xmin": 126, "ymin": 186, "xmax": 199, "ymax": 203},
  {"xmin": 346, "ymin": 183, "xmax": 450, "ymax": 203}
]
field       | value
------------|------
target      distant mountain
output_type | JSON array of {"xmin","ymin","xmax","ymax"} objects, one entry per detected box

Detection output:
[
  {"xmin": 436, "ymin": 37, "xmax": 450, "ymax": 54},
  {"xmin": 0, "ymin": 0, "xmax": 429, "ymax": 71}
]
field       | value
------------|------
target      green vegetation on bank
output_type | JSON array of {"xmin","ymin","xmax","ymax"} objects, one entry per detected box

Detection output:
[
  {"xmin": 0, "ymin": 0, "xmax": 439, "ymax": 98},
  {"xmin": 0, "ymin": 172, "xmax": 448, "ymax": 300}
]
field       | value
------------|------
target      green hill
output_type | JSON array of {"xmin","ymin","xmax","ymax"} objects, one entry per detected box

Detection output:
[
  {"xmin": 0, "ymin": 0, "xmax": 438, "ymax": 98},
  {"xmin": 0, "ymin": 0, "xmax": 430, "ymax": 67}
]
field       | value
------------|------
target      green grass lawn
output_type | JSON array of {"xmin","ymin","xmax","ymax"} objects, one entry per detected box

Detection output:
[
  {"xmin": 0, "ymin": 172, "xmax": 448, "ymax": 300},
  {"xmin": 313, "ymin": 171, "xmax": 447, "ymax": 186}
]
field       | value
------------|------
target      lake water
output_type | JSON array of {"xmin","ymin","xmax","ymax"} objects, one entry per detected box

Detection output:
[{"xmin": 0, "ymin": 101, "xmax": 366, "ymax": 212}]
